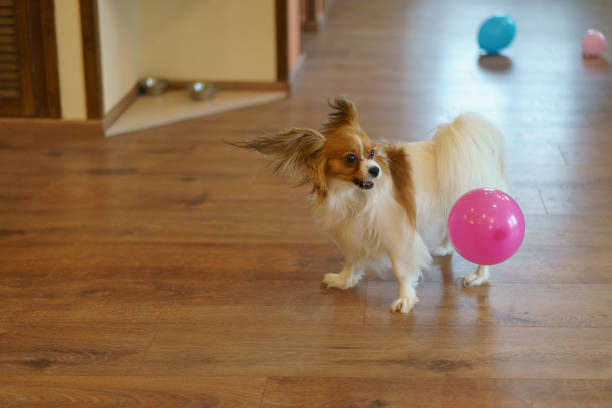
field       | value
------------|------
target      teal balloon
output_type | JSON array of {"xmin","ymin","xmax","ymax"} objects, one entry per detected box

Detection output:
[{"xmin": 478, "ymin": 15, "xmax": 516, "ymax": 53}]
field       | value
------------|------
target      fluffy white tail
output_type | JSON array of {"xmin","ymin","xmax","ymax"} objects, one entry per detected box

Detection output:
[{"xmin": 433, "ymin": 113, "xmax": 510, "ymax": 205}]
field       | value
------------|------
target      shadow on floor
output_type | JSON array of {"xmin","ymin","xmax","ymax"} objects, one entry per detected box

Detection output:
[{"xmin": 478, "ymin": 54, "xmax": 513, "ymax": 73}]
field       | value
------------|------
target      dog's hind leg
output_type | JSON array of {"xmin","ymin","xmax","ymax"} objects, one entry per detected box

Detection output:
[{"xmin": 461, "ymin": 264, "xmax": 490, "ymax": 287}]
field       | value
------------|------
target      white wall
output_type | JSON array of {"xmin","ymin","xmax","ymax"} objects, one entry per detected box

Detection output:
[
  {"xmin": 97, "ymin": 0, "xmax": 140, "ymax": 114},
  {"xmin": 54, "ymin": 0, "xmax": 278, "ymax": 118},
  {"xmin": 54, "ymin": 0, "xmax": 87, "ymax": 120},
  {"xmin": 139, "ymin": 0, "xmax": 276, "ymax": 82}
]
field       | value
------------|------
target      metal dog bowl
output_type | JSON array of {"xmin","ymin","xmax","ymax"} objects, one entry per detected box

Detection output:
[
  {"xmin": 189, "ymin": 82, "xmax": 218, "ymax": 101},
  {"xmin": 138, "ymin": 77, "xmax": 169, "ymax": 95}
]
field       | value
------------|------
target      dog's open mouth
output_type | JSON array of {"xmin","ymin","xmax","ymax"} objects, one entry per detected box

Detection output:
[{"xmin": 353, "ymin": 179, "xmax": 374, "ymax": 190}]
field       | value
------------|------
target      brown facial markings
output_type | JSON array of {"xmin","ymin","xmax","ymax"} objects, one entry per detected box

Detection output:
[
  {"xmin": 322, "ymin": 126, "xmax": 375, "ymax": 187},
  {"xmin": 318, "ymin": 96, "xmax": 387, "ymax": 192},
  {"xmin": 371, "ymin": 145, "xmax": 387, "ymax": 170},
  {"xmin": 236, "ymin": 97, "xmax": 386, "ymax": 197}
]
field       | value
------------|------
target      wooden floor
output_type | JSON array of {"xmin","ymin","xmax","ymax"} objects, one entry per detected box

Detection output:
[{"xmin": 1, "ymin": 0, "xmax": 612, "ymax": 406}]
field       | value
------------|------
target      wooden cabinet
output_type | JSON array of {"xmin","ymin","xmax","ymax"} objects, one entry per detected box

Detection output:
[{"xmin": 0, "ymin": 0, "xmax": 60, "ymax": 118}]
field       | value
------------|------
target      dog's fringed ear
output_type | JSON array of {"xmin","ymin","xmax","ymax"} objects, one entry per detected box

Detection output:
[
  {"xmin": 322, "ymin": 96, "xmax": 359, "ymax": 134},
  {"xmin": 232, "ymin": 128, "xmax": 326, "ymax": 186}
]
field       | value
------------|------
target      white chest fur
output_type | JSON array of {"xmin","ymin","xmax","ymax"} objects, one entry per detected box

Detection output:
[{"xmin": 311, "ymin": 179, "xmax": 410, "ymax": 263}]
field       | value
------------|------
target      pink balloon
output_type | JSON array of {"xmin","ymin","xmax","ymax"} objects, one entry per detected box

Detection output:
[
  {"xmin": 581, "ymin": 29, "xmax": 607, "ymax": 57},
  {"xmin": 448, "ymin": 188, "xmax": 525, "ymax": 265}
]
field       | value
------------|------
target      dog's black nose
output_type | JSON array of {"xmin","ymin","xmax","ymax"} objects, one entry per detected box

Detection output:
[{"xmin": 368, "ymin": 166, "xmax": 380, "ymax": 177}]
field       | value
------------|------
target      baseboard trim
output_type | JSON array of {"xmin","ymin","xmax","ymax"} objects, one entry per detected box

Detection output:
[
  {"xmin": 102, "ymin": 85, "xmax": 139, "ymax": 130},
  {"xmin": 0, "ymin": 79, "xmax": 291, "ymax": 141},
  {"xmin": 167, "ymin": 80, "xmax": 289, "ymax": 92},
  {"xmin": 102, "ymin": 80, "xmax": 287, "ymax": 132},
  {"xmin": 105, "ymin": 89, "xmax": 286, "ymax": 137}
]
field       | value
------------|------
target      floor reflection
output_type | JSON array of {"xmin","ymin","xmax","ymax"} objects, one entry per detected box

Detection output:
[
  {"xmin": 582, "ymin": 57, "xmax": 609, "ymax": 72},
  {"xmin": 478, "ymin": 54, "xmax": 513, "ymax": 73}
]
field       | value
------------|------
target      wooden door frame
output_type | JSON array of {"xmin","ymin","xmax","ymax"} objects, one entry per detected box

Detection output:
[
  {"xmin": 79, "ymin": 0, "xmax": 103, "ymax": 119},
  {"xmin": 275, "ymin": 0, "xmax": 289, "ymax": 82},
  {"xmin": 28, "ymin": 0, "xmax": 61, "ymax": 118}
]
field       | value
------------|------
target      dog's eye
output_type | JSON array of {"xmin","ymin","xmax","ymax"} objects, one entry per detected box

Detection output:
[
  {"xmin": 369, "ymin": 149, "xmax": 375, "ymax": 158},
  {"xmin": 345, "ymin": 153, "xmax": 356, "ymax": 164}
]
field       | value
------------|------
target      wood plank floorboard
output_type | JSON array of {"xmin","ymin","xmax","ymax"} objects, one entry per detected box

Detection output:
[
  {"xmin": 261, "ymin": 377, "xmax": 612, "ymax": 408},
  {"xmin": 139, "ymin": 324, "xmax": 612, "ymax": 379},
  {"xmin": 365, "ymin": 282, "xmax": 612, "ymax": 327},
  {"xmin": 0, "ymin": 376, "xmax": 265, "ymax": 408},
  {"xmin": 0, "ymin": 324, "xmax": 155, "ymax": 376}
]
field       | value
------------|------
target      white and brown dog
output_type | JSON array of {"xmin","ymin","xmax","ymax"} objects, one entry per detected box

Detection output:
[{"xmin": 237, "ymin": 97, "xmax": 510, "ymax": 313}]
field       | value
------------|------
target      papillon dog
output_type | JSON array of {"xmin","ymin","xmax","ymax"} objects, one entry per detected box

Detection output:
[{"xmin": 236, "ymin": 96, "xmax": 509, "ymax": 313}]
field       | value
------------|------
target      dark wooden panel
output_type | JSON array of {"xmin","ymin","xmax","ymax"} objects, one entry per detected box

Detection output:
[
  {"xmin": 0, "ymin": 52, "xmax": 15, "ymax": 62},
  {"xmin": 0, "ymin": 33, "xmax": 15, "ymax": 43},
  {"xmin": 0, "ymin": 88, "xmax": 17, "ymax": 96},
  {"xmin": 0, "ymin": 16, "xmax": 14, "ymax": 25},
  {"xmin": 275, "ymin": 0, "xmax": 288, "ymax": 81},
  {"xmin": 0, "ymin": 69, "xmax": 16, "ymax": 79},
  {"xmin": 0, "ymin": 0, "xmax": 60, "ymax": 117},
  {"xmin": 27, "ymin": 0, "xmax": 61, "ymax": 118},
  {"xmin": 0, "ymin": 42, "xmax": 16, "ymax": 51},
  {"xmin": 0, "ymin": 61, "xmax": 16, "ymax": 71},
  {"xmin": 0, "ymin": 79, "xmax": 18, "ymax": 87},
  {"xmin": 79, "ymin": 0, "xmax": 103, "ymax": 119},
  {"xmin": 0, "ymin": 25, "xmax": 15, "ymax": 35},
  {"xmin": 0, "ymin": 0, "xmax": 27, "ymax": 116}
]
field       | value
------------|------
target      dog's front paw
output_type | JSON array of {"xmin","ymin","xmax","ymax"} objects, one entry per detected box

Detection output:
[
  {"xmin": 390, "ymin": 296, "xmax": 419, "ymax": 314},
  {"xmin": 322, "ymin": 273, "xmax": 351, "ymax": 290}
]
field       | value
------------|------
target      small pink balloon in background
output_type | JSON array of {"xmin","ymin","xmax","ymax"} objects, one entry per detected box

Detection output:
[
  {"xmin": 581, "ymin": 29, "xmax": 607, "ymax": 58},
  {"xmin": 448, "ymin": 188, "xmax": 525, "ymax": 266}
]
